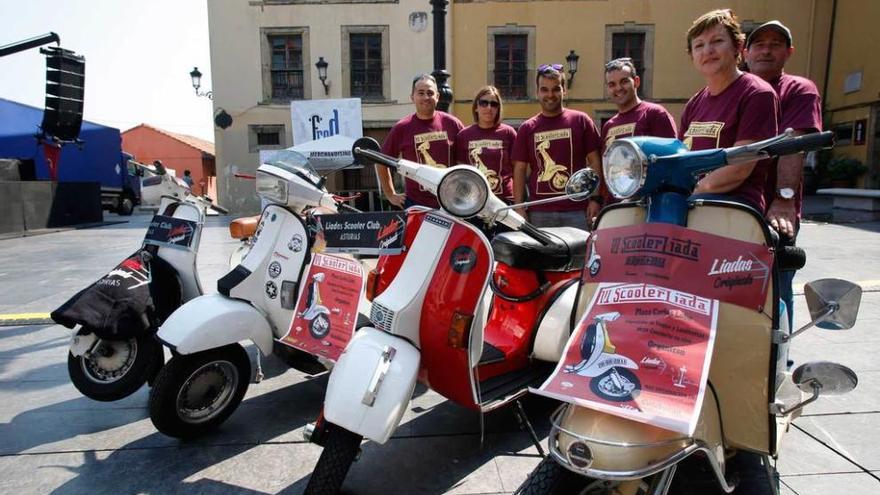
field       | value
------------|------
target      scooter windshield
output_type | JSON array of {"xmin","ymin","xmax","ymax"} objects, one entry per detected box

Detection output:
[{"xmin": 264, "ymin": 150, "xmax": 322, "ymax": 188}]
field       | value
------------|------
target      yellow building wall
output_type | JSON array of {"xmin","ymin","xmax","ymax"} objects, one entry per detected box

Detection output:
[{"xmin": 451, "ymin": 0, "xmax": 831, "ymax": 130}]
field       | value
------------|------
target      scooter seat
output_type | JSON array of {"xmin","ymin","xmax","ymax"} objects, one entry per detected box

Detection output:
[
  {"xmin": 491, "ymin": 227, "xmax": 588, "ymax": 272},
  {"xmin": 229, "ymin": 215, "xmax": 260, "ymax": 239}
]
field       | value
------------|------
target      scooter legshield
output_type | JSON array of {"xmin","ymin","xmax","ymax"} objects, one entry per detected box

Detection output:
[
  {"xmin": 324, "ymin": 327, "xmax": 420, "ymax": 444},
  {"xmin": 157, "ymin": 294, "xmax": 273, "ymax": 355}
]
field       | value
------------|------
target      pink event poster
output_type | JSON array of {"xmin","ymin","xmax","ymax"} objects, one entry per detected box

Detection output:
[
  {"xmin": 279, "ymin": 253, "xmax": 364, "ymax": 362},
  {"xmin": 534, "ymin": 282, "xmax": 719, "ymax": 435}
]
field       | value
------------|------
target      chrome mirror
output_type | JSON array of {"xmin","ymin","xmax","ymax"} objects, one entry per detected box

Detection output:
[
  {"xmin": 793, "ymin": 361, "xmax": 858, "ymax": 396},
  {"xmin": 804, "ymin": 279, "xmax": 862, "ymax": 330},
  {"xmin": 564, "ymin": 168, "xmax": 599, "ymax": 202}
]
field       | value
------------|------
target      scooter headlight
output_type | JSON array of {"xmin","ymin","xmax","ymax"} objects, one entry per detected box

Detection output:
[
  {"xmin": 603, "ymin": 140, "xmax": 647, "ymax": 199},
  {"xmin": 256, "ymin": 171, "xmax": 289, "ymax": 204},
  {"xmin": 437, "ymin": 167, "xmax": 489, "ymax": 218}
]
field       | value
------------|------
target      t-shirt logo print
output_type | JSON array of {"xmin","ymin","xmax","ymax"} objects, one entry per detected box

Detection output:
[
  {"xmin": 605, "ymin": 123, "xmax": 636, "ymax": 150},
  {"xmin": 683, "ymin": 121, "xmax": 725, "ymax": 150},
  {"xmin": 413, "ymin": 131, "xmax": 448, "ymax": 168},
  {"xmin": 534, "ymin": 129, "xmax": 572, "ymax": 192},
  {"xmin": 468, "ymin": 139, "xmax": 504, "ymax": 192}
]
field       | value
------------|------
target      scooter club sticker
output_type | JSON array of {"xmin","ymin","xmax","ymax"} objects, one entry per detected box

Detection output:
[
  {"xmin": 265, "ymin": 281, "xmax": 278, "ymax": 299},
  {"xmin": 450, "ymin": 246, "xmax": 478, "ymax": 273},
  {"xmin": 268, "ymin": 261, "xmax": 282, "ymax": 278},
  {"xmin": 288, "ymin": 234, "xmax": 304, "ymax": 252}
]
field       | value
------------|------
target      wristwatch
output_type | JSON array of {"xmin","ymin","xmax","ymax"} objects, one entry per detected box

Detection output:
[{"xmin": 777, "ymin": 187, "xmax": 795, "ymax": 200}]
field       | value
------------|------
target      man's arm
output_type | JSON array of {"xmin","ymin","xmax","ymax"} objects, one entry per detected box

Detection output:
[
  {"xmin": 513, "ymin": 160, "xmax": 529, "ymax": 218},
  {"xmin": 375, "ymin": 164, "xmax": 405, "ymax": 208},
  {"xmin": 766, "ymin": 131, "xmax": 806, "ymax": 238}
]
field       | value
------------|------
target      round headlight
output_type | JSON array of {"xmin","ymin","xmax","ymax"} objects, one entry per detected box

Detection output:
[
  {"xmin": 437, "ymin": 167, "xmax": 489, "ymax": 218},
  {"xmin": 603, "ymin": 140, "xmax": 647, "ymax": 199},
  {"xmin": 256, "ymin": 170, "xmax": 289, "ymax": 204}
]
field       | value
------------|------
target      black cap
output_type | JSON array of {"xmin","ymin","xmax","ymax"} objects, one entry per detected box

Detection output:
[{"xmin": 746, "ymin": 20, "xmax": 793, "ymax": 48}]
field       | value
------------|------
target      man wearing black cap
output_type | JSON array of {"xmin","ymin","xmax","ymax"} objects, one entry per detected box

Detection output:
[{"xmin": 744, "ymin": 20, "xmax": 822, "ymax": 328}]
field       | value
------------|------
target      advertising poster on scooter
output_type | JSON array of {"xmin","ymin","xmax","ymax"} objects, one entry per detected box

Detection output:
[
  {"xmin": 534, "ymin": 282, "xmax": 719, "ymax": 435},
  {"xmin": 279, "ymin": 253, "xmax": 364, "ymax": 361}
]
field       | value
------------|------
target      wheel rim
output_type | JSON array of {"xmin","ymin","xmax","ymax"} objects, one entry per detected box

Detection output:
[
  {"xmin": 176, "ymin": 360, "xmax": 240, "ymax": 424},
  {"xmin": 81, "ymin": 338, "xmax": 138, "ymax": 384}
]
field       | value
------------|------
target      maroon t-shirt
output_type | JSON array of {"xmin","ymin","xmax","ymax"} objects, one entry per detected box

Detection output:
[
  {"xmin": 763, "ymin": 74, "xmax": 822, "ymax": 218},
  {"xmin": 512, "ymin": 109, "xmax": 602, "ymax": 212},
  {"xmin": 601, "ymin": 101, "xmax": 678, "ymax": 153},
  {"xmin": 454, "ymin": 123, "xmax": 517, "ymax": 201},
  {"xmin": 679, "ymin": 73, "xmax": 779, "ymax": 212},
  {"xmin": 381, "ymin": 111, "xmax": 464, "ymax": 207}
]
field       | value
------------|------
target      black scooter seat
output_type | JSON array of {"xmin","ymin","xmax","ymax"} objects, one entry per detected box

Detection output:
[{"xmin": 491, "ymin": 227, "xmax": 588, "ymax": 272}]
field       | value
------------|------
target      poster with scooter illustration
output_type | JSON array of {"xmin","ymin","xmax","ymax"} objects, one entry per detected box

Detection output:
[
  {"xmin": 280, "ymin": 253, "xmax": 364, "ymax": 361},
  {"xmin": 534, "ymin": 282, "xmax": 719, "ymax": 435}
]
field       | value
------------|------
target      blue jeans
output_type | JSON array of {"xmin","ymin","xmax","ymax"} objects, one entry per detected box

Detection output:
[{"xmin": 529, "ymin": 210, "xmax": 589, "ymax": 230}]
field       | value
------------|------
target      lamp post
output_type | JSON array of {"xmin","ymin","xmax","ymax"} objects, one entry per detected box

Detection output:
[
  {"xmin": 566, "ymin": 50, "xmax": 580, "ymax": 87},
  {"xmin": 315, "ymin": 56, "xmax": 330, "ymax": 95},
  {"xmin": 189, "ymin": 66, "xmax": 213, "ymax": 99},
  {"xmin": 430, "ymin": 0, "xmax": 452, "ymax": 112}
]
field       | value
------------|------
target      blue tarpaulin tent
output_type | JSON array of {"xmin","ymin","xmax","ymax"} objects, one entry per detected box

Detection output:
[{"xmin": 0, "ymin": 97, "xmax": 123, "ymax": 185}]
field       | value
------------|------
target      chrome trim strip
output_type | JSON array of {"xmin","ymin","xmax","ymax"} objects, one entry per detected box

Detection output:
[
  {"xmin": 361, "ymin": 345, "xmax": 396, "ymax": 407},
  {"xmin": 548, "ymin": 404, "xmax": 690, "ymax": 448}
]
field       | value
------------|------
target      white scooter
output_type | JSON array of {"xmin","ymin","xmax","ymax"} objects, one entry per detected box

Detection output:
[{"xmin": 149, "ymin": 150, "xmax": 368, "ymax": 439}]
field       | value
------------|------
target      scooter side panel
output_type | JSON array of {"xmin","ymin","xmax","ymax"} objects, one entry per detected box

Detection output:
[
  {"xmin": 370, "ymin": 209, "xmax": 428, "ymax": 300},
  {"xmin": 532, "ymin": 281, "xmax": 580, "ymax": 362},
  {"xmin": 418, "ymin": 219, "xmax": 492, "ymax": 409},
  {"xmin": 324, "ymin": 327, "xmax": 420, "ymax": 444},
  {"xmin": 157, "ymin": 293, "xmax": 274, "ymax": 355}
]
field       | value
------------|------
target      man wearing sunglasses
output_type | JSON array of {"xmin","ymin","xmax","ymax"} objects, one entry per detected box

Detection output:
[
  {"xmin": 512, "ymin": 64, "xmax": 602, "ymax": 229},
  {"xmin": 379, "ymin": 73, "xmax": 464, "ymax": 208},
  {"xmin": 601, "ymin": 58, "xmax": 677, "ymax": 163}
]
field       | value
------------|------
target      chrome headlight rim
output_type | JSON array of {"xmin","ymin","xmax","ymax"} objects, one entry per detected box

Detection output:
[
  {"xmin": 256, "ymin": 170, "xmax": 289, "ymax": 204},
  {"xmin": 603, "ymin": 139, "xmax": 648, "ymax": 200},
  {"xmin": 437, "ymin": 167, "xmax": 489, "ymax": 218}
]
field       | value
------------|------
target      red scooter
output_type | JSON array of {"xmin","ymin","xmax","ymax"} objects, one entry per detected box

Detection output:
[{"xmin": 303, "ymin": 138, "xmax": 599, "ymax": 494}]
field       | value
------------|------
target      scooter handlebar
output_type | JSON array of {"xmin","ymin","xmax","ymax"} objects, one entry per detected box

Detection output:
[
  {"xmin": 353, "ymin": 147, "xmax": 399, "ymax": 171},
  {"xmin": 761, "ymin": 131, "xmax": 834, "ymax": 158}
]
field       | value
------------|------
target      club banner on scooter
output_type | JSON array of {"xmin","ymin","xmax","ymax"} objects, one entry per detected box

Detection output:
[
  {"xmin": 583, "ymin": 223, "xmax": 774, "ymax": 311},
  {"xmin": 279, "ymin": 253, "xmax": 364, "ymax": 361},
  {"xmin": 533, "ymin": 283, "xmax": 719, "ymax": 435},
  {"xmin": 144, "ymin": 215, "xmax": 198, "ymax": 250},
  {"xmin": 316, "ymin": 212, "xmax": 407, "ymax": 255}
]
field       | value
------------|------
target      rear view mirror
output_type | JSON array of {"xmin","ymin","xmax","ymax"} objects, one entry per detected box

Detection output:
[
  {"xmin": 351, "ymin": 137, "xmax": 381, "ymax": 167},
  {"xmin": 564, "ymin": 168, "xmax": 599, "ymax": 202},
  {"xmin": 793, "ymin": 361, "xmax": 858, "ymax": 396},
  {"xmin": 804, "ymin": 279, "xmax": 862, "ymax": 330}
]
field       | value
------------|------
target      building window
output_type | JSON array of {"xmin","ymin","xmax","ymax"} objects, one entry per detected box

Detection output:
[
  {"xmin": 832, "ymin": 122, "xmax": 854, "ymax": 147},
  {"xmin": 487, "ymin": 26, "xmax": 535, "ymax": 101},
  {"xmin": 341, "ymin": 26, "xmax": 390, "ymax": 101},
  {"xmin": 605, "ymin": 23, "xmax": 655, "ymax": 98},
  {"xmin": 248, "ymin": 125, "xmax": 286, "ymax": 152},
  {"xmin": 261, "ymin": 27, "xmax": 310, "ymax": 102},
  {"xmin": 350, "ymin": 33, "xmax": 382, "ymax": 98}
]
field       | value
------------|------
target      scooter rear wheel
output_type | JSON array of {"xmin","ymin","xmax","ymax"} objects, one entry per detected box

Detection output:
[
  {"xmin": 148, "ymin": 344, "xmax": 250, "ymax": 439},
  {"xmin": 304, "ymin": 422, "xmax": 363, "ymax": 495},
  {"xmin": 67, "ymin": 333, "xmax": 163, "ymax": 402}
]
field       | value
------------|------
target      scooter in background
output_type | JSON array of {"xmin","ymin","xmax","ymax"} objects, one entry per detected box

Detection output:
[
  {"xmin": 148, "ymin": 150, "xmax": 370, "ymax": 439},
  {"xmin": 303, "ymin": 138, "xmax": 599, "ymax": 494}
]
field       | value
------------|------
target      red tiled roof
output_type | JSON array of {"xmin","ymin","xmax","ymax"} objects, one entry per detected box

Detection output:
[{"xmin": 123, "ymin": 123, "xmax": 214, "ymax": 156}]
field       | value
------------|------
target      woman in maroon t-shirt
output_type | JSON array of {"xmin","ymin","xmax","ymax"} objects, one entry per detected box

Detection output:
[
  {"xmin": 454, "ymin": 86, "xmax": 517, "ymax": 203},
  {"xmin": 680, "ymin": 9, "xmax": 779, "ymax": 212}
]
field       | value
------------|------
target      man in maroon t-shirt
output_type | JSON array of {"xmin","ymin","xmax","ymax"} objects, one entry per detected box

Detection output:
[
  {"xmin": 379, "ymin": 74, "xmax": 463, "ymax": 209},
  {"xmin": 601, "ymin": 58, "xmax": 677, "ymax": 203},
  {"xmin": 745, "ymin": 20, "xmax": 822, "ymax": 331},
  {"xmin": 512, "ymin": 65, "xmax": 602, "ymax": 229}
]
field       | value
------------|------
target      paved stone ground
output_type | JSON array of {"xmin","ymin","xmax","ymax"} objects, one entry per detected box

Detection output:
[{"xmin": 0, "ymin": 200, "xmax": 878, "ymax": 494}]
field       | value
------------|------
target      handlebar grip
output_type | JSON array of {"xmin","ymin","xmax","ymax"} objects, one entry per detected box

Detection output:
[
  {"xmin": 353, "ymin": 147, "xmax": 399, "ymax": 170},
  {"xmin": 763, "ymin": 131, "xmax": 834, "ymax": 157},
  {"xmin": 211, "ymin": 204, "xmax": 229, "ymax": 214}
]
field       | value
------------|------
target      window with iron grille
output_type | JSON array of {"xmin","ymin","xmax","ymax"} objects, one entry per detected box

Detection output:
[
  {"xmin": 248, "ymin": 125, "xmax": 286, "ymax": 152},
  {"xmin": 611, "ymin": 32, "xmax": 646, "ymax": 82},
  {"xmin": 494, "ymin": 34, "xmax": 528, "ymax": 99},
  {"xmin": 270, "ymin": 34, "xmax": 304, "ymax": 99},
  {"xmin": 350, "ymin": 33, "xmax": 383, "ymax": 99}
]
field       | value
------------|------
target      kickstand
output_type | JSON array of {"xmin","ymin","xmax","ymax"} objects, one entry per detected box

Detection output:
[
  {"xmin": 514, "ymin": 400, "xmax": 545, "ymax": 458},
  {"xmin": 253, "ymin": 348, "xmax": 264, "ymax": 383}
]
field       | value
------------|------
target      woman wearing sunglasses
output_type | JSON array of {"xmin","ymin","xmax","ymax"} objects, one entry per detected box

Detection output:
[
  {"xmin": 680, "ymin": 9, "xmax": 779, "ymax": 212},
  {"xmin": 454, "ymin": 86, "xmax": 517, "ymax": 203}
]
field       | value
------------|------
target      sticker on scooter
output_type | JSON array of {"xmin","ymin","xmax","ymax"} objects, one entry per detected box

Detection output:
[
  {"xmin": 265, "ymin": 281, "xmax": 278, "ymax": 299},
  {"xmin": 450, "ymin": 246, "xmax": 478, "ymax": 273},
  {"xmin": 288, "ymin": 234, "xmax": 304, "ymax": 252},
  {"xmin": 587, "ymin": 235, "xmax": 601, "ymax": 277},
  {"xmin": 268, "ymin": 261, "xmax": 282, "ymax": 279}
]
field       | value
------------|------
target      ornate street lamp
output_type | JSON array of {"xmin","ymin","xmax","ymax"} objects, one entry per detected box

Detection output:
[
  {"xmin": 189, "ymin": 66, "xmax": 213, "ymax": 99},
  {"xmin": 430, "ymin": 0, "xmax": 453, "ymax": 112},
  {"xmin": 566, "ymin": 50, "xmax": 580, "ymax": 87},
  {"xmin": 315, "ymin": 56, "xmax": 330, "ymax": 95}
]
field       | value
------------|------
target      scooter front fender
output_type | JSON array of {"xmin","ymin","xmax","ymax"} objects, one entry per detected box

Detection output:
[
  {"xmin": 157, "ymin": 294, "xmax": 273, "ymax": 356},
  {"xmin": 324, "ymin": 327, "xmax": 420, "ymax": 444}
]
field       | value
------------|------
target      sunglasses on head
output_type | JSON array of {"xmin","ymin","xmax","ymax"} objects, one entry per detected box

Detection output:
[
  {"xmin": 605, "ymin": 57, "xmax": 634, "ymax": 69},
  {"xmin": 537, "ymin": 63, "xmax": 563, "ymax": 74},
  {"xmin": 478, "ymin": 99, "xmax": 500, "ymax": 108}
]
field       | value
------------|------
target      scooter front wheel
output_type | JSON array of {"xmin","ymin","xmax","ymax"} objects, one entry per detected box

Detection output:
[
  {"xmin": 515, "ymin": 456, "xmax": 590, "ymax": 494},
  {"xmin": 304, "ymin": 422, "xmax": 363, "ymax": 495},
  {"xmin": 67, "ymin": 332, "xmax": 163, "ymax": 402},
  {"xmin": 148, "ymin": 344, "xmax": 250, "ymax": 439}
]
